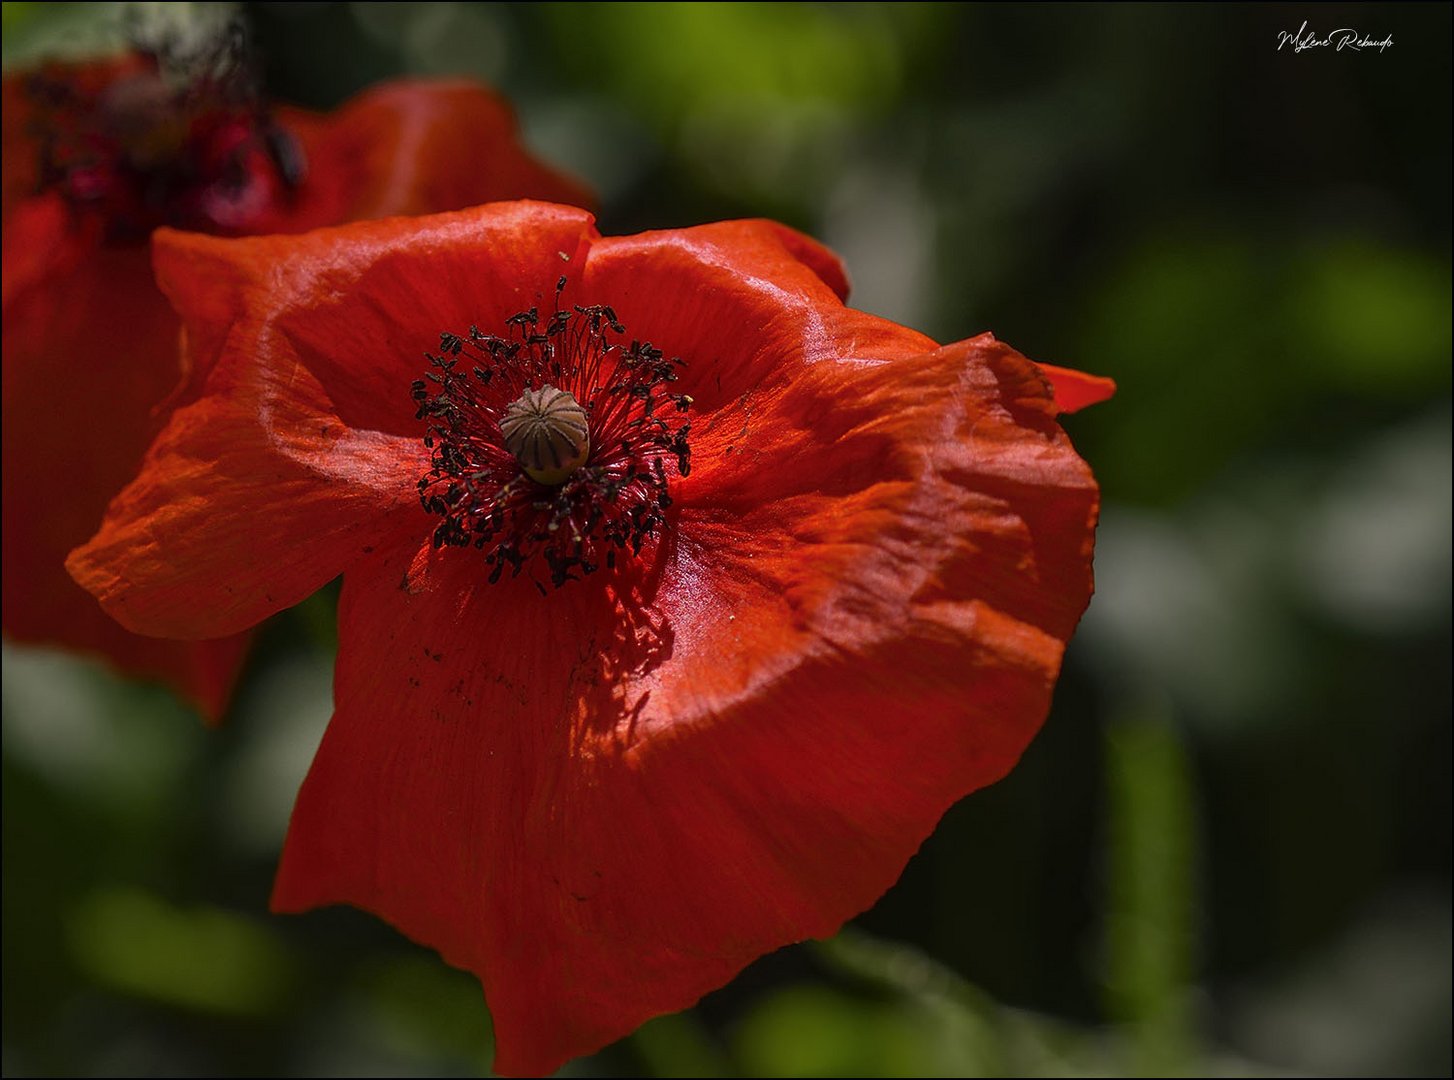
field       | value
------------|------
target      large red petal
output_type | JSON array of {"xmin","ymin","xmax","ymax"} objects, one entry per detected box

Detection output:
[
  {"xmin": 656, "ymin": 332, "xmax": 1099, "ymax": 737},
  {"xmin": 275, "ymin": 541, "xmax": 740, "ymax": 1075},
  {"xmin": 275, "ymin": 80, "xmax": 594, "ymax": 230},
  {"xmin": 271, "ymin": 333, "xmax": 1099, "ymax": 1074},
  {"xmin": 1, "ymin": 199, "xmax": 248, "ymax": 717}
]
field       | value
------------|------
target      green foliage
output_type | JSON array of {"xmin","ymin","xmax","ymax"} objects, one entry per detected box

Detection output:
[
  {"xmin": 1103, "ymin": 702, "xmax": 1197, "ymax": 1076},
  {"xmin": 68, "ymin": 887, "xmax": 295, "ymax": 1016}
]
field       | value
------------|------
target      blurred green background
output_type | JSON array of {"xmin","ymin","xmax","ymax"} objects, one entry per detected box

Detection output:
[{"xmin": 3, "ymin": 2, "xmax": 1449, "ymax": 1076}]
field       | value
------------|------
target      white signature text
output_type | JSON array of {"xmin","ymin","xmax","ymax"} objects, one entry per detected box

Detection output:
[{"xmin": 1276, "ymin": 21, "xmax": 1393, "ymax": 53}]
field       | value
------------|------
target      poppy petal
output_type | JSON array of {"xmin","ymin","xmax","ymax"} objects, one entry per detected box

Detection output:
[
  {"xmin": 61, "ymin": 339, "xmax": 429, "ymax": 642},
  {"xmin": 660, "ymin": 332, "xmax": 1099, "ymax": 733},
  {"xmin": 271, "ymin": 332, "xmax": 1099, "ymax": 1074},
  {"xmin": 2, "ymin": 74, "xmax": 38, "ymax": 221},
  {"xmin": 582, "ymin": 219, "xmax": 933, "ymax": 419},
  {"xmin": 159, "ymin": 202, "xmax": 598, "ymax": 431},
  {"xmin": 0, "ymin": 193, "xmax": 86, "ymax": 307},
  {"xmin": 751, "ymin": 219, "xmax": 852, "ymax": 301},
  {"xmin": 1036, "ymin": 362, "xmax": 1117, "ymax": 414},
  {"xmin": 277, "ymin": 80, "xmax": 594, "ymax": 228},
  {"xmin": 1, "ymin": 202, "xmax": 248, "ymax": 717}
]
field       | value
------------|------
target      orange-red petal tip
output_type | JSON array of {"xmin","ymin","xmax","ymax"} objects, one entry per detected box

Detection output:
[{"xmin": 1036, "ymin": 363, "xmax": 1117, "ymax": 413}]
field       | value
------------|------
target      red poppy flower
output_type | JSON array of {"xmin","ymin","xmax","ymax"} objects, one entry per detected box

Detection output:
[
  {"xmin": 67, "ymin": 201, "xmax": 1113, "ymax": 1075},
  {"xmin": 2, "ymin": 48, "xmax": 590, "ymax": 718}
]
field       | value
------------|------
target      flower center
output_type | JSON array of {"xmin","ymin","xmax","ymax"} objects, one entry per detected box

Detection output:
[
  {"xmin": 413, "ymin": 279, "xmax": 692, "ymax": 588},
  {"xmin": 24, "ymin": 24, "xmax": 302, "ymax": 241},
  {"xmin": 500, "ymin": 385, "xmax": 592, "ymax": 486}
]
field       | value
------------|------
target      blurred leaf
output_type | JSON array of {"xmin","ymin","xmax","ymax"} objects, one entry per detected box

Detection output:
[
  {"xmin": 1074, "ymin": 229, "xmax": 1294, "ymax": 503},
  {"xmin": 1225, "ymin": 893, "xmax": 1452, "ymax": 1076},
  {"xmin": 1287, "ymin": 241, "xmax": 1452, "ymax": 397},
  {"xmin": 1, "ymin": 1, "xmax": 125, "ymax": 65},
  {"xmin": 351, "ymin": 1, "xmax": 505, "ymax": 83},
  {"xmin": 358, "ymin": 954, "xmax": 494, "ymax": 1067},
  {"xmin": 1103, "ymin": 701, "xmax": 1198, "ymax": 1075},
  {"xmin": 67, "ymin": 887, "xmax": 294, "ymax": 1016},
  {"xmin": 633, "ymin": 1011, "xmax": 731, "ymax": 1079},
  {"xmin": 218, "ymin": 649, "xmax": 334, "ymax": 856},
  {"xmin": 1, "ymin": 1, "xmax": 239, "ymax": 67},
  {"xmin": 1, "ymin": 644, "xmax": 202, "ymax": 820},
  {"xmin": 1073, "ymin": 227, "xmax": 1451, "ymax": 504},
  {"xmin": 546, "ymin": 3, "xmax": 919, "ymax": 121},
  {"xmin": 290, "ymin": 582, "xmax": 341, "ymax": 651},
  {"xmin": 1295, "ymin": 406, "xmax": 1453, "ymax": 632},
  {"xmin": 733, "ymin": 983, "xmax": 906, "ymax": 1078},
  {"xmin": 814, "ymin": 931, "xmax": 1003, "ymax": 1076},
  {"xmin": 542, "ymin": 3, "xmax": 943, "ymax": 210}
]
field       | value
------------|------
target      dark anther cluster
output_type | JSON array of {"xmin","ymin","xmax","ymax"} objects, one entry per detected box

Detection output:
[{"xmin": 412, "ymin": 278, "xmax": 693, "ymax": 588}]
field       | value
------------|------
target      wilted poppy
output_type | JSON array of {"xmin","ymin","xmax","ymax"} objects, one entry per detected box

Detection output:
[
  {"xmin": 2, "ymin": 40, "xmax": 589, "ymax": 717},
  {"xmin": 68, "ymin": 201, "xmax": 1113, "ymax": 1074}
]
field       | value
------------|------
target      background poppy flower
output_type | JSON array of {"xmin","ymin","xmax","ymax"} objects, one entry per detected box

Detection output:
[
  {"xmin": 68, "ymin": 201, "xmax": 1111, "ymax": 1075},
  {"xmin": 2, "ymin": 47, "xmax": 591, "ymax": 719}
]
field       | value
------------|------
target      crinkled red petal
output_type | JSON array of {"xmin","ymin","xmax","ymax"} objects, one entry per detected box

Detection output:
[
  {"xmin": 580, "ymin": 219, "xmax": 932, "ymax": 417},
  {"xmin": 235, "ymin": 201, "xmax": 598, "ymax": 435}
]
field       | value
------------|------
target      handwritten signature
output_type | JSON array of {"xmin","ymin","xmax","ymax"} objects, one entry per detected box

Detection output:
[{"xmin": 1277, "ymin": 21, "xmax": 1393, "ymax": 53}]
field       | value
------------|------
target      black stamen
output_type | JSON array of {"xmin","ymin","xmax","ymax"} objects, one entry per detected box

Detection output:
[{"xmin": 414, "ymin": 287, "xmax": 691, "ymax": 587}]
